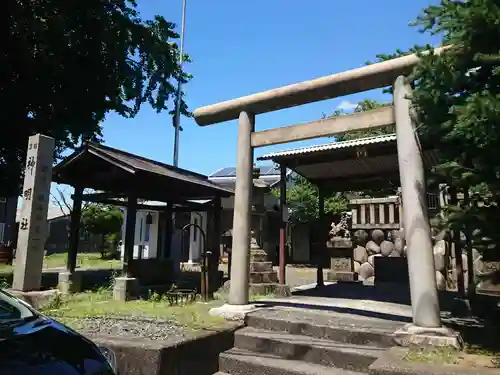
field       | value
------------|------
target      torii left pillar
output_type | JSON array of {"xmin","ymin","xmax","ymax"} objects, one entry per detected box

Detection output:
[{"xmin": 210, "ymin": 111, "xmax": 258, "ymax": 320}]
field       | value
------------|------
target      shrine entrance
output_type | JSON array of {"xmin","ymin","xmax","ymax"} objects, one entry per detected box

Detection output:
[{"xmin": 193, "ymin": 46, "xmax": 451, "ymax": 331}]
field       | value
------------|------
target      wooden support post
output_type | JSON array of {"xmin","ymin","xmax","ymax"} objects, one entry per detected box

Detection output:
[
  {"xmin": 67, "ymin": 186, "xmax": 83, "ymax": 273},
  {"xmin": 463, "ymin": 189, "xmax": 475, "ymax": 296},
  {"xmin": 279, "ymin": 164, "xmax": 287, "ymax": 285},
  {"xmin": 317, "ymin": 189, "xmax": 325, "ymax": 288},
  {"xmin": 123, "ymin": 195, "xmax": 137, "ymax": 278},
  {"xmin": 163, "ymin": 203, "xmax": 173, "ymax": 259},
  {"xmin": 449, "ymin": 188, "xmax": 465, "ymax": 296}
]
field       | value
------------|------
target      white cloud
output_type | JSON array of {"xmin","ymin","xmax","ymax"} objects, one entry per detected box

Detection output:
[{"xmin": 335, "ymin": 100, "xmax": 358, "ymax": 112}]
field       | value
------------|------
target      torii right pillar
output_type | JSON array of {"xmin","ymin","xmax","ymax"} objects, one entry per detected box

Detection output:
[{"xmin": 394, "ymin": 76, "xmax": 461, "ymax": 347}]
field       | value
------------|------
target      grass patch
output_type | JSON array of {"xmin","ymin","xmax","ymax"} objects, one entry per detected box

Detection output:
[
  {"xmin": 0, "ymin": 252, "xmax": 121, "ymax": 274},
  {"xmin": 405, "ymin": 346, "xmax": 500, "ymax": 368},
  {"xmin": 40, "ymin": 288, "xmax": 230, "ymax": 332},
  {"xmin": 405, "ymin": 347, "xmax": 459, "ymax": 365}
]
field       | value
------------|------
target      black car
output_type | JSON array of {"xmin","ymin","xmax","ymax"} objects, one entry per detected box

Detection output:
[{"xmin": 0, "ymin": 289, "xmax": 117, "ymax": 375}]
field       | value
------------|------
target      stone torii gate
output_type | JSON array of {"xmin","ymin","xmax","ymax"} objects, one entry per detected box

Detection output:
[{"xmin": 196, "ymin": 47, "xmax": 455, "ymax": 337}]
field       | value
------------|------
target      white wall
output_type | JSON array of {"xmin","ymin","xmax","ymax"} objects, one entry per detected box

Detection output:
[{"xmin": 120, "ymin": 209, "xmax": 160, "ymax": 259}]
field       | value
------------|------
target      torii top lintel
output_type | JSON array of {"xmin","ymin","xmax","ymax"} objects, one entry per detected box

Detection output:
[{"xmin": 194, "ymin": 46, "xmax": 450, "ymax": 127}]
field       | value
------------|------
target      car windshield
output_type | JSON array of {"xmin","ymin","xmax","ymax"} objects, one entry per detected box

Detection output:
[{"xmin": 0, "ymin": 289, "xmax": 35, "ymax": 324}]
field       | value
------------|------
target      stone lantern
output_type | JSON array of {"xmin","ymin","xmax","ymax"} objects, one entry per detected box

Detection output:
[{"xmin": 248, "ymin": 166, "xmax": 282, "ymax": 294}]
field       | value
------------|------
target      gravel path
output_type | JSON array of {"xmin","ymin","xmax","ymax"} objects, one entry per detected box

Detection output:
[{"xmin": 60, "ymin": 316, "xmax": 192, "ymax": 341}]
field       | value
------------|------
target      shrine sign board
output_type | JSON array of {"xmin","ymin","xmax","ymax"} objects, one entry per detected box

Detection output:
[{"xmin": 12, "ymin": 134, "xmax": 55, "ymax": 291}]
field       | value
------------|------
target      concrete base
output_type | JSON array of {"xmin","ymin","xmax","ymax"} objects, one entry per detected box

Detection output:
[
  {"xmin": 8, "ymin": 289, "xmax": 60, "ymax": 309},
  {"xmin": 392, "ymin": 323, "xmax": 463, "ymax": 349},
  {"xmin": 113, "ymin": 277, "xmax": 139, "ymax": 301},
  {"xmin": 327, "ymin": 270, "xmax": 358, "ymax": 282},
  {"xmin": 58, "ymin": 271, "xmax": 82, "ymax": 294},
  {"xmin": 209, "ymin": 303, "xmax": 259, "ymax": 321}
]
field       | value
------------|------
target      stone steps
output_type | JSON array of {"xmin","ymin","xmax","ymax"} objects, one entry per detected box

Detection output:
[
  {"xmin": 215, "ymin": 307, "xmax": 399, "ymax": 375},
  {"xmin": 219, "ymin": 348, "xmax": 363, "ymax": 375},
  {"xmin": 245, "ymin": 308, "xmax": 399, "ymax": 348},
  {"xmin": 234, "ymin": 327, "xmax": 383, "ymax": 372}
]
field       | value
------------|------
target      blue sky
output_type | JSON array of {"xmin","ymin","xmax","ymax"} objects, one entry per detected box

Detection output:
[{"xmin": 102, "ymin": 0, "xmax": 440, "ymax": 176}]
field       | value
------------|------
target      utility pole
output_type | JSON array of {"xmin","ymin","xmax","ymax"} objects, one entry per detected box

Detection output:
[{"xmin": 172, "ymin": 0, "xmax": 187, "ymax": 167}]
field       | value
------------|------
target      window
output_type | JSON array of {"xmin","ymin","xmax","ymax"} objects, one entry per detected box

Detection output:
[{"xmin": 139, "ymin": 218, "xmax": 143, "ymax": 242}]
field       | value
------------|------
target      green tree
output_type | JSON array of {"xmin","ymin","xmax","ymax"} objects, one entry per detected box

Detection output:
[
  {"xmin": 273, "ymin": 174, "xmax": 348, "ymax": 225},
  {"xmin": 371, "ymin": 1, "xmax": 500, "ymax": 258},
  {"xmin": 2, "ymin": 0, "xmax": 190, "ymax": 196},
  {"xmin": 81, "ymin": 204, "xmax": 124, "ymax": 256}
]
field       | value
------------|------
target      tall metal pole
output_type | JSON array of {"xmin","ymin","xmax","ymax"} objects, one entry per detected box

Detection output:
[{"xmin": 172, "ymin": 0, "xmax": 187, "ymax": 167}]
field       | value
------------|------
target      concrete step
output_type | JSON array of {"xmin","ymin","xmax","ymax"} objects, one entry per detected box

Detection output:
[
  {"xmin": 219, "ymin": 348, "xmax": 364, "ymax": 375},
  {"xmin": 245, "ymin": 308, "xmax": 399, "ymax": 348},
  {"xmin": 234, "ymin": 327, "xmax": 383, "ymax": 372}
]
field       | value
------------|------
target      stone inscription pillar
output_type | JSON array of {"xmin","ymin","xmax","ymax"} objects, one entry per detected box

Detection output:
[
  {"xmin": 228, "ymin": 110, "xmax": 254, "ymax": 305},
  {"xmin": 394, "ymin": 76, "xmax": 441, "ymax": 328},
  {"xmin": 13, "ymin": 134, "xmax": 55, "ymax": 292}
]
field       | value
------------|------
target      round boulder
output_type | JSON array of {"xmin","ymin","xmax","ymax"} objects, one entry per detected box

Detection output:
[
  {"xmin": 371, "ymin": 229, "xmax": 385, "ymax": 245},
  {"xmin": 366, "ymin": 241, "xmax": 381, "ymax": 255},
  {"xmin": 364, "ymin": 276, "xmax": 375, "ymax": 285},
  {"xmin": 436, "ymin": 270, "xmax": 446, "ymax": 291},
  {"xmin": 434, "ymin": 229, "xmax": 450, "ymax": 242},
  {"xmin": 390, "ymin": 228, "xmax": 405, "ymax": 241},
  {"xmin": 433, "ymin": 240, "xmax": 446, "ymax": 256},
  {"xmin": 358, "ymin": 262, "xmax": 374, "ymax": 280},
  {"xmin": 368, "ymin": 254, "xmax": 382, "ymax": 267},
  {"xmin": 472, "ymin": 248, "xmax": 480, "ymax": 261},
  {"xmin": 353, "ymin": 246, "xmax": 368, "ymax": 264},
  {"xmin": 434, "ymin": 253, "xmax": 445, "ymax": 273},
  {"xmin": 393, "ymin": 238, "xmax": 404, "ymax": 254},
  {"xmin": 462, "ymin": 253, "xmax": 468, "ymax": 272},
  {"xmin": 353, "ymin": 230, "xmax": 369, "ymax": 246},
  {"xmin": 380, "ymin": 240, "xmax": 395, "ymax": 257},
  {"xmin": 473, "ymin": 256, "xmax": 484, "ymax": 275},
  {"xmin": 354, "ymin": 261, "xmax": 361, "ymax": 273}
]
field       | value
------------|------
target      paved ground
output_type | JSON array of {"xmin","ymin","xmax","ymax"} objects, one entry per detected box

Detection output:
[{"xmin": 182, "ymin": 263, "xmax": 327, "ymax": 289}]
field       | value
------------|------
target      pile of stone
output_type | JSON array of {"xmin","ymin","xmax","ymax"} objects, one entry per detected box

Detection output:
[{"xmin": 352, "ymin": 228, "xmax": 406, "ymax": 282}]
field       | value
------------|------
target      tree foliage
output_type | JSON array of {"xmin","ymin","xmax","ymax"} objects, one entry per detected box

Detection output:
[
  {"xmin": 81, "ymin": 204, "xmax": 124, "ymax": 252},
  {"xmin": 2, "ymin": 0, "xmax": 190, "ymax": 196},
  {"xmin": 273, "ymin": 174, "xmax": 348, "ymax": 225},
  {"xmin": 373, "ymin": 0, "xmax": 500, "ymax": 253}
]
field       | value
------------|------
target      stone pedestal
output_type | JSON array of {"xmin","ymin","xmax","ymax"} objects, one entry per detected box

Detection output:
[
  {"xmin": 326, "ymin": 238, "xmax": 360, "ymax": 283},
  {"xmin": 113, "ymin": 277, "xmax": 139, "ymax": 301},
  {"xmin": 58, "ymin": 271, "xmax": 82, "ymax": 294}
]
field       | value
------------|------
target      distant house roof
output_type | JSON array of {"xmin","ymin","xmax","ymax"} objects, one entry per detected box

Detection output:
[
  {"xmin": 16, "ymin": 204, "xmax": 69, "ymax": 223},
  {"xmin": 209, "ymin": 165, "xmax": 292, "ymax": 188}
]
